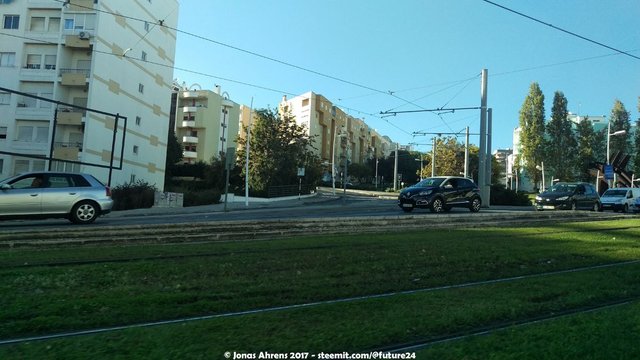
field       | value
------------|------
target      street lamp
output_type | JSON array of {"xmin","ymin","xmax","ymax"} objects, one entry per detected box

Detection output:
[
  {"xmin": 606, "ymin": 120, "xmax": 626, "ymax": 187},
  {"xmin": 535, "ymin": 162, "xmax": 545, "ymax": 192},
  {"xmin": 332, "ymin": 126, "xmax": 346, "ymax": 196},
  {"xmin": 415, "ymin": 156, "xmax": 423, "ymax": 181}
]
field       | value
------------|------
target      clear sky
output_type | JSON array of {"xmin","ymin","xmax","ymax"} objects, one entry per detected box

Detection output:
[{"xmin": 172, "ymin": 0, "xmax": 639, "ymax": 152}]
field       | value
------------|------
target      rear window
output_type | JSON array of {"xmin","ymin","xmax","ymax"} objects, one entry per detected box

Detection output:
[{"xmin": 47, "ymin": 174, "xmax": 91, "ymax": 188}]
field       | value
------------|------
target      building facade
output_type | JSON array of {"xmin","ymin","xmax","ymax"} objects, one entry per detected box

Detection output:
[
  {"xmin": 279, "ymin": 91, "xmax": 393, "ymax": 170},
  {"xmin": 0, "ymin": 0, "xmax": 178, "ymax": 189},
  {"xmin": 174, "ymin": 85, "xmax": 240, "ymax": 164}
]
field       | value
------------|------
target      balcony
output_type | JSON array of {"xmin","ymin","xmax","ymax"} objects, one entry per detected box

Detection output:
[
  {"xmin": 67, "ymin": 0, "xmax": 95, "ymax": 11},
  {"xmin": 182, "ymin": 105, "xmax": 206, "ymax": 113},
  {"xmin": 181, "ymin": 91, "xmax": 206, "ymax": 99},
  {"xmin": 181, "ymin": 120, "xmax": 196, "ymax": 128},
  {"xmin": 53, "ymin": 143, "xmax": 81, "ymax": 160},
  {"xmin": 182, "ymin": 136, "xmax": 198, "ymax": 143},
  {"xmin": 57, "ymin": 110, "xmax": 83, "ymax": 125},
  {"xmin": 183, "ymin": 151, "xmax": 197, "ymax": 159},
  {"xmin": 64, "ymin": 35, "xmax": 91, "ymax": 48},
  {"xmin": 60, "ymin": 69, "xmax": 89, "ymax": 86}
]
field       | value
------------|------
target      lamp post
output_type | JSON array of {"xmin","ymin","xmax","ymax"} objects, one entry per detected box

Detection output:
[
  {"xmin": 415, "ymin": 155, "xmax": 423, "ymax": 182},
  {"xmin": 332, "ymin": 126, "xmax": 345, "ymax": 196},
  {"xmin": 607, "ymin": 120, "xmax": 626, "ymax": 187},
  {"xmin": 535, "ymin": 162, "xmax": 545, "ymax": 192}
]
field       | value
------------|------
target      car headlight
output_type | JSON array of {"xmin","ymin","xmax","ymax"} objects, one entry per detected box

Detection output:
[
  {"xmin": 418, "ymin": 190, "xmax": 432, "ymax": 196},
  {"xmin": 535, "ymin": 196, "xmax": 542, "ymax": 201},
  {"xmin": 557, "ymin": 196, "xmax": 569, "ymax": 201}
]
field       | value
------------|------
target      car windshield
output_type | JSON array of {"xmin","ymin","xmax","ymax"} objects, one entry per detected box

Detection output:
[
  {"xmin": 548, "ymin": 184, "xmax": 577, "ymax": 193},
  {"xmin": 603, "ymin": 190, "xmax": 627, "ymax": 197},
  {"xmin": 414, "ymin": 178, "xmax": 445, "ymax": 187}
]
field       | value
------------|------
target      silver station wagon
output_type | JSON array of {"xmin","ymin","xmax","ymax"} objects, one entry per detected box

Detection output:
[{"xmin": 0, "ymin": 171, "xmax": 113, "ymax": 224}]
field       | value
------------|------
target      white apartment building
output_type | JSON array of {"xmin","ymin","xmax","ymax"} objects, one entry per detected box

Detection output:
[
  {"xmin": 0, "ymin": 0, "xmax": 178, "ymax": 189},
  {"xmin": 174, "ymin": 84, "xmax": 240, "ymax": 164},
  {"xmin": 280, "ymin": 91, "xmax": 393, "ymax": 169}
]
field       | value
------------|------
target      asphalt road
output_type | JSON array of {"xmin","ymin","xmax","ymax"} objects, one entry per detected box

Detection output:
[{"xmin": 0, "ymin": 192, "xmax": 543, "ymax": 232}]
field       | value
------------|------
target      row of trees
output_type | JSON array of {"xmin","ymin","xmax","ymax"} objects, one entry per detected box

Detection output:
[
  {"xmin": 165, "ymin": 107, "xmax": 506, "ymax": 197},
  {"xmin": 518, "ymin": 83, "xmax": 640, "ymax": 187}
]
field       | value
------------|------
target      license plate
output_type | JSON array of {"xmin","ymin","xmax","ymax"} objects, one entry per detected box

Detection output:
[
  {"xmin": 542, "ymin": 205, "xmax": 555, "ymax": 210},
  {"xmin": 402, "ymin": 203, "xmax": 413, "ymax": 208}
]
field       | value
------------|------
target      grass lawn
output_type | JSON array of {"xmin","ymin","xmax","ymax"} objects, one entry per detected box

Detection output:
[{"xmin": 1, "ymin": 219, "xmax": 639, "ymax": 358}]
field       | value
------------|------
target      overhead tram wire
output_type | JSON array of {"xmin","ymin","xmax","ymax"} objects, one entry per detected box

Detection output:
[
  {"xmin": 51, "ymin": 0, "xmax": 407, "ymax": 101},
  {"xmin": 0, "ymin": 31, "xmax": 297, "ymax": 97},
  {"xmin": 482, "ymin": 0, "xmax": 640, "ymax": 61}
]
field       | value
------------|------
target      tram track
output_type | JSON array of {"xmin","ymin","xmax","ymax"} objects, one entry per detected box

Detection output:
[{"xmin": 0, "ymin": 211, "xmax": 626, "ymax": 248}]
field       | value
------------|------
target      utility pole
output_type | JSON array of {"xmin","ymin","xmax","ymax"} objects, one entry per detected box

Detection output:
[
  {"xmin": 393, "ymin": 143, "xmax": 399, "ymax": 191},
  {"xmin": 478, "ymin": 69, "xmax": 489, "ymax": 207},
  {"xmin": 486, "ymin": 108, "xmax": 493, "ymax": 194},
  {"xmin": 431, "ymin": 137, "xmax": 437, "ymax": 176},
  {"xmin": 464, "ymin": 126, "xmax": 470, "ymax": 178}
]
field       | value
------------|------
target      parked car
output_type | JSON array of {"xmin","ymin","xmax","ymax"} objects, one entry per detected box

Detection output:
[
  {"xmin": 535, "ymin": 182, "xmax": 601, "ymax": 211},
  {"xmin": 600, "ymin": 188, "xmax": 640, "ymax": 213},
  {"xmin": 398, "ymin": 176, "xmax": 482, "ymax": 213},
  {"xmin": 0, "ymin": 171, "xmax": 113, "ymax": 224},
  {"xmin": 631, "ymin": 196, "xmax": 640, "ymax": 213}
]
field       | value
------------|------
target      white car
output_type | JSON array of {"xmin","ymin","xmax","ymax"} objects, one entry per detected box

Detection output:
[
  {"xmin": 600, "ymin": 188, "xmax": 640, "ymax": 213},
  {"xmin": 0, "ymin": 171, "xmax": 113, "ymax": 224}
]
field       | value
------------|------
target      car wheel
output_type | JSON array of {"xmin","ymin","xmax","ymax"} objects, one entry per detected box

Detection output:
[
  {"xmin": 469, "ymin": 197, "xmax": 481, "ymax": 212},
  {"xmin": 623, "ymin": 204, "xmax": 629, "ymax": 213},
  {"xmin": 571, "ymin": 201, "xmax": 578, "ymax": 211},
  {"xmin": 70, "ymin": 201, "xmax": 99, "ymax": 224},
  {"xmin": 430, "ymin": 198, "xmax": 444, "ymax": 213},
  {"xmin": 401, "ymin": 207, "xmax": 413, "ymax": 213}
]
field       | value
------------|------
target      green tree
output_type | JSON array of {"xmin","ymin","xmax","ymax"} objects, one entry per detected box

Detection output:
[
  {"xmin": 608, "ymin": 99, "xmax": 631, "ymax": 161},
  {"xmin": 163, "ymin": 129, "xmax": 183, "ymax": 188},
  {"xmin": 575, "ymin": 116, "xmax": 598, "ymax": 182},
  {"xmin": 236, "ymin": 108, "xmax": 322, "ymax": 195},
  {"xmin": 423, "ymin": 137, "xmax": 481, "ymax": 182},
  {"xmin": 545, "ymin": 91, "xmax": 576, "ymax": 181},
  {"xmin": 518, "ymin": 82, "xmax": 546, "ymax": 189}
]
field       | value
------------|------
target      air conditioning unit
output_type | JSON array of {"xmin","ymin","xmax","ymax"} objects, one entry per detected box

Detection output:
[{"xmin": 78, "ymin": 31, "xmax": 91, "ymax": 39}]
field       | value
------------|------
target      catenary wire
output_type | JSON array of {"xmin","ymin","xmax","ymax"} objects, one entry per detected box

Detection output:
[{"xmin": 481, "ymin": 0, "xmax": 640, "ymax": 61}]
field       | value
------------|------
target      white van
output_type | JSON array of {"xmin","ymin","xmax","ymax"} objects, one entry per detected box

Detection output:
[{"xmin": 600, "ymin": 188, "xmax": 640, "ymax": 212}]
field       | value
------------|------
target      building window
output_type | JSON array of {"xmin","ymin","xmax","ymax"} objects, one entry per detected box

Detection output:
[
  {"xmin": 130, "ymin": 174, "xmax": 136, "ymax": 183},
  {"xmin": 44, "ymin": 55, "xmax": 56, "ymax": 70},
  {"xmin": 3, "ymin": 15, "xmax": 19, "ymax": 29},
  {"xmin": 30, "ymin": 17, "xmax": 45, "ymax": 31},
  {"xmin": 133, "ymin": 145, "xmax": 139, "ymax": 155},
  {"xmin": 141, "ymin": 51, "xmax": 147, "ymax": 61},
  {"xmin": 26, "ymin": 54, "xmax": 42, "ymax": 69},
  {"xmin": 0, "ymin": 93, "xmax": 10, "ymax": 105},
  {"xmin": 48, "ymin": 17, "xmax": 60, "ymax": 32},
  {"xmin": 15, "ymin": 124, "xmax": 49, "ymax": 143},
  {"xmin": 0, "ymin": 52, "xmax": 15, "ymax": 67},
  {"xmin": 0, "ymin": 159, "xmax": 4, "ymax": 174},
  {"xmin": 135, "ymin": 116, "xmax": 141, "ymax": 125},
  {"xmin": 0, "ymin": 127, "xmax": 7, "ymax": 139},
  {"xmin": 138, "ymin": 83, "xmax": 144, "ymax": 93},
  {"xmin": 144, "ymin": 21, "xmax": 149, "ymax": 32}
]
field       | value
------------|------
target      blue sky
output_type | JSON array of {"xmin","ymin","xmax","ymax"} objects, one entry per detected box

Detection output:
[{"xmin": 173, "ymin": 0, "xmax": 639, "ymax": 152}]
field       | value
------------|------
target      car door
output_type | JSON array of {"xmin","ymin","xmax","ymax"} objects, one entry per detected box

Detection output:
[
  {"xmin": 575, "ymin": 184, "xmax": 588, "ymax": 209},
  {"xmin": 441, "ymin": 178, "xmax": 461, "ymax": 204},
  {"xmin": 40, "ymin": 174, "xmax": 81, "ymax": 214},
  {"xmin": 0, "ymin": 175, "xmax": 43, "ymax": 216}
]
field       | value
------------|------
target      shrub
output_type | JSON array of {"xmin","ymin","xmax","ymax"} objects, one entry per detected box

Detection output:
[
  {"xmin": 111, "ymin": 180, "xmax": 157, "ymax": 210},
  {"xmin": 490, "ymin": 184, "xmax": 532, "ymax": 206},
  {"xmin": 183, "ymin": 189, "xmax": 221, "ymax": 207}
]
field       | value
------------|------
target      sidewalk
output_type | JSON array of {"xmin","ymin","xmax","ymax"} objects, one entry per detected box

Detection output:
[{"xmin": 105, "ymin": 192, "xmax": 335, "ymax": 218}]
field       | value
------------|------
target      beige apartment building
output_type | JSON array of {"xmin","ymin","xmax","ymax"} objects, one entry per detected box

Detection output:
[
  {"xmin": 279, "ymin": 91, "xmax": 393, "ymax": 169},
  {"xmin": 174, "ymin": 85, "xmax": 240, "ymax": 164},
  {"xmin": 0, "ymin": 0, "xmax": 178, "ymax": 188}
]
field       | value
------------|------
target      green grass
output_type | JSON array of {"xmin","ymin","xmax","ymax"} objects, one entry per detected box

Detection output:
[{"xmin": 1, "ymin": 219, "xmax": 640, "ymax": 358}]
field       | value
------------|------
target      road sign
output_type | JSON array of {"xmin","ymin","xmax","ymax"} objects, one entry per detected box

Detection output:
[{"xmin": 604, "ymin": 164, "xmax": 614, "ymax": 180}]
